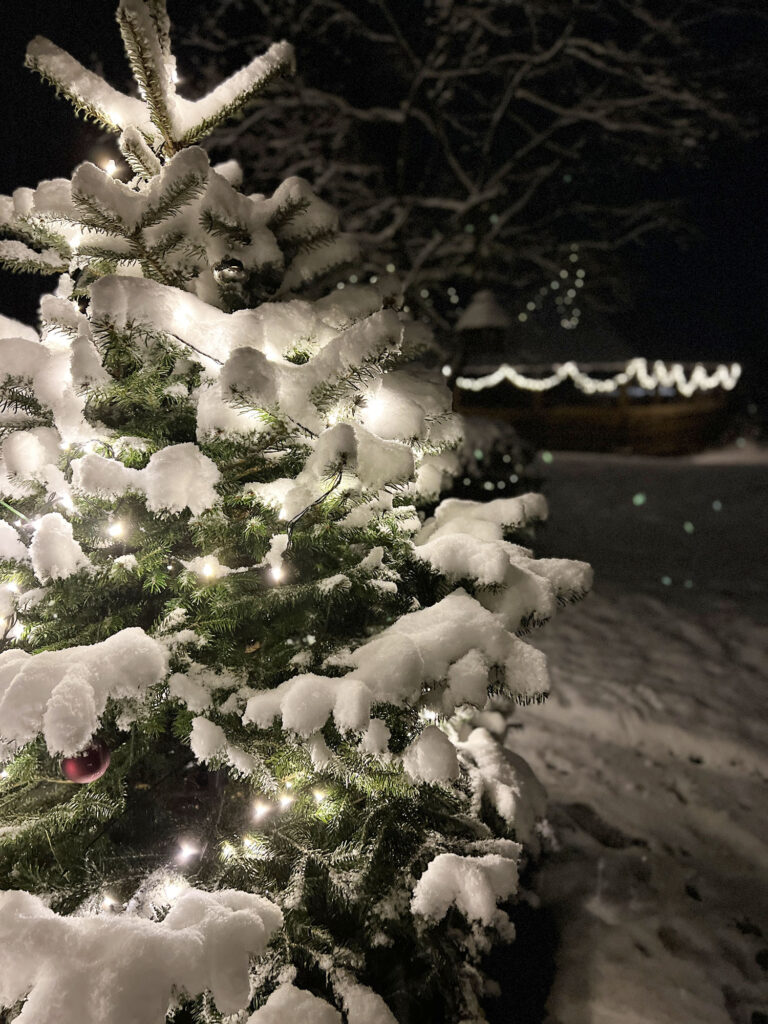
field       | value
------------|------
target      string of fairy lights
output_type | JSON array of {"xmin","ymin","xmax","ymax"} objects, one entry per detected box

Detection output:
[{"xmin": 452, "ymin": 357, "xmax": 743, "ymax": 398}]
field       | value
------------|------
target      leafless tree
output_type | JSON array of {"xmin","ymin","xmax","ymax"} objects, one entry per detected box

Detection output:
[{"xmin": 178, "ymin": 0, "xmax": 765, "ymax": 326}]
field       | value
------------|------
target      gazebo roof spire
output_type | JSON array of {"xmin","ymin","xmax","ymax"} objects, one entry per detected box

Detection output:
[{"xmin": 456, "ymin": 289, "xmax": 511, "ymax": 331}]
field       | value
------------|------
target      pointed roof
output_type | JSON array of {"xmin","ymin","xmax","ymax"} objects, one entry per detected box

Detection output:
[{"xmin": 456, "ymin": 290, "xmax": 511, "ymax": 331}]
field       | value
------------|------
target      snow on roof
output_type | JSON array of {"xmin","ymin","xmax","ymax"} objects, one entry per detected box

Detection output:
[
  {"xmin": 456, "ymin": 290, "xmax": 512, "ymax": 331},
  {"xmin": 459, "ymin": 303, "xmax": 634, "ymax": 374}
]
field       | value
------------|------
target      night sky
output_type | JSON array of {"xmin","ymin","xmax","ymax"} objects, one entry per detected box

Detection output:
[{"xmin": 1, "ymin": 0, "xmax": 766, "ymax": 399}]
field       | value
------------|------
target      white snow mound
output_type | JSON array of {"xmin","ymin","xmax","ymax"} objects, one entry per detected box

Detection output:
[{"xmin": 0, "ymin": 887, "xmax": 283, "ymax": 1024}]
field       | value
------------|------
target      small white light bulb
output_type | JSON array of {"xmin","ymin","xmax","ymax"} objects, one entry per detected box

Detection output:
[
  {"xmin": 101, "ymin": 895, "xmax": 116, "ymax": 909},
  {"xmin": 313, "ymin": 790, "xmax": 326, "ymax": 803},
  {"xmin": 221, "ymin": 842, "xmax": 235, "ymax": 859},
  {"xmin": 270, "ymin": 564, "xmax": 284, "ymax": 583},
  {"xmin": 104, "ymin": 159, "xmax": 117, "ymax": 177},
  {"xmin": 201, "ymin": 561, "xmax": 216, "ymax": 578},
  {"xmin": 441, "ymin": 364, "xmax": 452, "ymax": 377},
  {"xmin": 177, "ymin": 842, "xmax": 198, "ymax": 863},
  {"xmin": 107, "ymin": 521, "xmax": 124, "ymax": 538},
  {"xmin": 279, "ymin": 794, "xmax": 294, "ymax": 809},
  {"xmin": 254, "ymin": 802, "xmax": 270, "ymax": 820}
]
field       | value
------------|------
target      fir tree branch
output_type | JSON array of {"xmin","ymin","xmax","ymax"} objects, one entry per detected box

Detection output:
[
  {"xmin": 179, "ymin": 42, "xmax": 296, "ymax": 146},
  {"xmin": 24, "ymin": 37, "xmax": 153, "ymax": 139},
  {"xmin": 117, "ymin": 1, "xmax": 177, "ymax": 153},
  {"xmin": 0, "ymin": 240, "xmax": 67, "ymax": 276},
  {"xmin": 119, "ymin": 126, "xmax": 162, "ymax": 180},
  {"xmin": 139, "ymin": 171, "xmax": 208, "ymax": 228}
]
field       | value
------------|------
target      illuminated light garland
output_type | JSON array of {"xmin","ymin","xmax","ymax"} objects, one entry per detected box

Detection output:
[{"xmin": 455, "ymin": 358, "xmax": 742, "ymax": 399}]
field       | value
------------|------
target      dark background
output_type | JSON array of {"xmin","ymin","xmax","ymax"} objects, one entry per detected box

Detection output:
[{"xmin": 1, "ymin": 1, "xmax": 766, "ymax": 399}]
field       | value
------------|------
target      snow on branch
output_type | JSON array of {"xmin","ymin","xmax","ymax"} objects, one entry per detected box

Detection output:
[
  {"xmin": 177, "ymin": 41, "xmax": 296, "ymax": 145},
  {"xmin": 410, "ymin": 841, "xmax": 521, "ymax": 930},
  {"xmin": 0, "ymin": 240, "xmax": 67, "ymax": 276},
  {"xmin": 27, "ymin": 20, "xmax": 294, "ymax": 156},
  {"xmin": 25, "ymin": 36, "xmax": 158, "ymax": 142},
  {"xmin": 243, "ymin": 585, "xmax": 552, "ymax": 766},
  {"xmin": 0, "ymin": 627, "xmax": 168, "ymax": 756},
  {"xmin": 0, "ymin": 887, "xmax": 283, "ymax": 1024},
  {"xmin": 71, "ymin": 443, "xmax": 221, "ymax": 516}
]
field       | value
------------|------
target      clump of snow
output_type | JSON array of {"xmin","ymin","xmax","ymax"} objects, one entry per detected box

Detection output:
[
  {"xmin": 0, "ymin": 886, "xmax": 283, "ymax": 1024},
  {"xmin": 212, "ymin": 159, "xmax": 243, "ymax": 187},
  {"xmin": 247, "ymin": 587, "xmax": 551, "ymax": 746},
  {"xmin": 444, "ymin": 649, "xmax": 491, "ymax": 709},
  {"xmin": 0, "ymin": 314, "xmax": 37, "ymax": 342},
  {"xmin": 143, "ymin": 443, "xmax": 221, "ymax": 515},
  {"xmin": 72, "ymin": 444, "xmax": 221, "ymax": 516},
  {"xmin": 414, "ymin": 533, "xmax": 512, "ymax": 586},
  {"xmin": 402, "ymin": 725, "xmax": 459, "ymax": 783},
  {"xmin": 243, "ymin": 674, "xmax": 372, "ymax": 737},
  {"xmin": 219, "ymin": 307, "xmax": 404, "ymax": 434},
  {"xmin": 112, "ymin": 553, "xmax": 138, "ymax": 572},
  {"xmin": 181, "ymin": 555, "xmax": 236, "ymax": 581},
  {"xmin": 414, "ymin": 496, "xmax": 592, "ymax": 627},
  {"xmin": 459, "ymin": 727, "xmax": 547, "ymax": 847},
  {"xmin": 168, "ymin": 663, "xmax": 240, "ymax": 713},
  {"xmin": 260, "ymin": 533, "xmax": 289, "ymax": 578},
  {"xmin": 71, "ymin": 453, "xmax": 140, "ymax": 498},
  {"xmin": 359, "ymin": 718, "xmax": 391, "ymax": 756},
  {"xmin": 0, "ymin": 522, "xmax": 27, "ymax": 562},
  {"xmin": 334, "ymin": 976, "xmax": 398, "ymax": 1024},
  {"xmin": 287, "ymin": 423, "xmax": 413, "ymax": 499},
  {"xmin": 0, "ymin": 337, "xmax": 87, "ymax": 443},
  {"xmin": 423, "ymin": 493, "xmax": 549, "ymax": 542},
  {"xmin": 0, "ymin": 627, "xmax": 168, "ymax": 755},
  {"xmin": 317, "ymin": 573, "xmax": 351, "ymax": 594},
  {"xmin": 342, "ymin": 588, "xmax": 550, "ymax": 708},
  {"xmin": 189, "ymin": 715, "xmax": 227, "ymax": 760},
  {"xmin": 410, "ymin": 842, "xmax": 521, "ymax": 927},
  {"xmin": 247, "ymin": 984, "xmax": 341, "ymax": 1024},
  {"xmin": 0, "ymin": 240, "xmax": 64, "ymax": 270},
  {"xmin": 29, "ymin": 513, "xmax": 90, "ymax": 582},
  {"xmin": 0, "ymin": 585, "xmax": 18, "ymax": 621}
]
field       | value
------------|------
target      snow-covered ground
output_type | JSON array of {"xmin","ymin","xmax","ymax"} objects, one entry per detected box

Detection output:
[{"xmin": 502, "ymin": 444, "xmax": 768, "ymax": 1024}]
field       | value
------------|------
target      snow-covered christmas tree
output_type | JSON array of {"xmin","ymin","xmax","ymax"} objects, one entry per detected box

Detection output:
[{"xmin": 0, "ymin": 4, "xmax": 591, "ymax": 1022}]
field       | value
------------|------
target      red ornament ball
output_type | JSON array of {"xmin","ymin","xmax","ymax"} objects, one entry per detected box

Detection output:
[{"xmin": 61, "ymin": 742, "xmax": 111, "ymax": 783}]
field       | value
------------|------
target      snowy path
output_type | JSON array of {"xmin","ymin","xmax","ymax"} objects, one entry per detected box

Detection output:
[{"xmin": 506, "ymin": 448, "xmax": 768, "ymax": 1024}]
